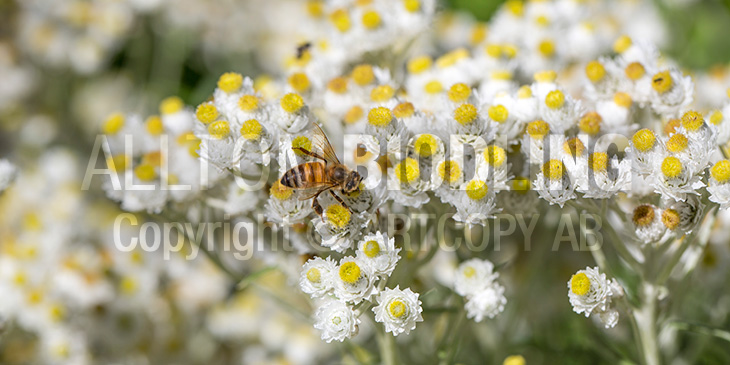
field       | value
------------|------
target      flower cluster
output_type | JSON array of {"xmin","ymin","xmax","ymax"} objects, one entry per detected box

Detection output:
[
  {"xmin": 568, "ymin": 267, "xmax": 624, "ymax": 328},
  {"xmin": 453, "ymin": 258, "xmax": 507, "ymax": 322}
]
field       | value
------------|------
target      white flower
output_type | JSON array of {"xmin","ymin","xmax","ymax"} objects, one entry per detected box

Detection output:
[
  {"xmin": 454, "ymin": 258, "xmax": 498, "ymax": 297},
  {"xmin": 464, "ymin": 283, "xmax": 507, "ymax": 322},
  {"xmin": 649, "ymin": 68, "xmax": 693, "ymax": 118},
  {"xmin": 567, "ymin": 267, "xmax": 624, "ymax": 329},
  {"xmin": 313, "ymin": 299, "xmax": 360, "ymax": 343},
  {"xmin": 372, "ymin": 286, "xmax": 423, "ymax": 336},
  {"xmin": 299, "ymin": 257, "xmax": 336, "ymax": 299},
  {"xmin": 356, "ymin": 232, "xmax": 400, "ymax": 277},
  {"xmin": 632, "ymin": 204, "xmax": 666, "ymax": 245},
  {"xmin": 333, "ymin": 256, "xmax": 376, "ymax": 303},
  {"xmin": 0, "ymin": 159, "xmax": 18, "ymax": 192},
  {"xmin": 313, "ymin": 201, "xmax": 370, "ymax": 253}
]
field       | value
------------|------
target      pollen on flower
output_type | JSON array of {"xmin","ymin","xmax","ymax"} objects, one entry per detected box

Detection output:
[
  {"xmin": 288, "ymin": 72, "xmax": 311, "ymax": 92},
  {"xmin": 292, "ymin": 136, "xmax": 312, "ymax": 156},
  {"xmin": 625, "ymin": 62, "xmax": 645, "ymax": 80},
  {"xmin": 345, "ymin": 105, "xmax": 364, "ymax": 124},
  {"xmin": 281, "ymin": 93, "xmax": 305, "ymax": 113},
  {"xmin": 363, "ymin": 240, "xmax": 380, "ymax": 258},
  {"xmin": 448, "ymin": 83, "xmax": 471, "ymax": 102},
  {"xmin": 102, "ymin": 113, "xmax": 125, "ymax": 135},
  {"xmin": 589, "ymin": 152, "xmax": 608, "ymax": 172},
  {"xmin": 371, "ymin": 85, "xmax": 395, "ymax": 102},
  {"xmin": 160, "ymin": 96, "xmax": 184, "ymax": 115},
  {"xmin": 436, "ymin": 48, "xmax": 469, "ymax": 68},
  {"xmin": 307, "ymin": 0, "xmax": 324, "ymax": 17},
  {"xmin": 388, "ymin": 299, "xmax": 408, "ymax": 318},
  {"xmin": 270, "ymin": 182, "xmax": 293, "ymax": 200},
  {"xmin": 613, "ymin": 35, "xmax": 632, "ymax": 53},
  {"xmin": 632, "ymin": 129, "xmax": 656, "ymax": 152},
  {"xmin": 710, "ymin": 111, "xmax": 724, "ymax": 125},
  {"xmin": 351, "ymin": 64, "xmax": 374, "ymax": 85},
  {"xmin": 570, "ymin": 273, "xmax": 591, "ymax": 296},
  {"xmin": 470, "ymin": 24, "xmax": 487, "ymax": 45},
  {"xmin": 633, "ymin": 205, "xmax": 655, "ymax": 227},
  {"xmin": 195, "ymin": 103, "xmax": 218, "ymax": 124},
  {"xmin": 512, "ymin": 177, "xmax": 530, "ymax": 193},
  {"xmin": 488, "ymin": 104, "xmax": 509, "ymax": 123},
  {"xmin": 403, "ymin": 0, "xmax": 420, "ymax": 12},
  {"xmin": 527, "ymin": 120, "xmax": 550, "ymax": 138},
  {"xmin": 484, "ymin": 145, "xmax": 506, "ymax": 167},
  {"xmin": 652, "ymin": 71, "xmax": 673, "ymax": 94},
  {"xmin": 217, "ymin": 72, "xmax": 243, "ymax": 93},
  {"xmin": 661, "ymin": 156, "xmax": 682, "ymax": 179},
  {"xmin": 338, "ymin": 261, "xmax": 361, "ymax": 284},
  {"xmin": 454, "ymin": 103, "xmax": 478, "ymax": 125},
  {"xmin": 535, "ymin": 15, "xmax": 550, "ymax": 27},
  {"xmin": 579, "ymin": 111, "xmax": 602, "ymax": 136},
  {"xmin": 538, "ymin": 39, "xmax": 555, "ymax": 57},
  {"xmin": 362, "ymin": 10, "xmax": 381, "ymax": 29},
  {"xmin": 564, "ymin": 137, "xmax": 585, "ymax": 157},
  {"xmin": 505, "ymin": 0, "xmax": 524, "ymax": 16},
  {"xmin": 545, "ymin": 90, "xmax": 565, "ymax": 109},
  {"xmin": 393, "ymin": 102, "xmax": 415, "ymax": 118},
  {"xmin": 424, "ymin": 80, "xmax": 443, "ymax": 94},
  {"xmin": 486, "ymin": 43, "xmax": 502, "ymax": 58},
  {"xmin": 407, "ymin": 56, "xmax": 431, "ymax": 74},
  {"xmin": 466, "ymin": 180, "xmax": 489, "ymax": 201},
  {"xmin": 502, "ymin": 44, "xmax": 518, "ymax": 58},
  {"xmin": 585, "ymin": 60, "xmax": 605, "ymax": 82},
  {"xmin": 238, "ymin": 95, "xmax": 259, "ymax": 112},
  {"xmin": 517, "ymin": 85, "xmax": 533, "ymax": 98},
  {"xmin": 368, "ymin": 106, "xmax": 393, "ymax": 127},
  {"xmin": 240, "ymin": 119, "xmax": 262, "ymax": 140},
  {"xmin": 661, "ymin": 209, "xmax": 680, "ymax": 230},
  {"xmin": 395, "ymin": 158, "xmax": 420, "ymax": 184},
  {"xmin": 666, "ymin": 133, "xmax": 688, "ymax": 153},
  {"xmin": 438, "ymin": 160, "xmax": 461, "ymax": 184},
  {"xmin": 711, "ymin": 160, "xmax": 730, "ymax": 183},
  {"xmin": 414, "ymin": 134, "xmax": 439, "ymax": 157},
  {"xmin": 208, "ymin": 120, "xmax": 231, "ymax": 139},
  {"xmin": 134, "ymin": 164, "xmax": 157, "ymax": 182},
  {"xmin": 614, "ymin": 92, "xmax": 632, "ymax": 107},
  {"xmin": 663, "ymin": 119, "xmax": 680, "ymax": 136},
  {"xmin": 145, "ymin": 115, "xmax": 164, "ymax": 135},
  {"xmin": 327, "ymin": 77, "xmax": 348, "ymax": 94},
  {"xmin": 681, "ymin": 110, "xmax": 704, "ymax": 131},
  {"xmin": 306, "ymin": 268, "xmax": 321, "ymax": 283},
  {"xmin": 534, "ymin": 70, "xmax": 557, "ymax": 83},
  {"xmin": 542, "ymin": 159, "xmax": 565, "ymax": 181},
  {"xmin": 107, "ymin": 154, "xmax": 128, "ymax": 173},
  {"xmin": 330, "ymin": 9, "xmax": 351, "ymax": 32},
  {"xmin": 326, "ymin": 204, "xmax": 351, "ymax": 229}
]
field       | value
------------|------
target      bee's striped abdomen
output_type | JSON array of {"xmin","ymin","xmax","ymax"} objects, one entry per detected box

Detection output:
[{"xmin": 280, "ymin": 162, "xmax": 327, "ymax": 189}]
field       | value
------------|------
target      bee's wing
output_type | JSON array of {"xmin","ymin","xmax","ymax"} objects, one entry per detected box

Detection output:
[
  {"xmin": 297, "ymin": 182, "xmax": 338, "ymax": 201},
  {"xmin": 310, "ymin": 123, "xmax": 341, "ymax": 165}
]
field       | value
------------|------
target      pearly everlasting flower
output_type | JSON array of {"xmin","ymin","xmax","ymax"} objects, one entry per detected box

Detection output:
[
  {"xmin": 567, "ymin": 267, "xmax": 624, "ymax": 328},
  {"xmin": 708, "ymin": 159, "xmax": 730, "ymax": 210},
  {"xmin": 356, "ymin": 232, "xmax": 400, "ymax": 277},
  {"xmin": 372, "ymin": 286, "xmax": 423, "ymax": 336},
  {"xmin": 454, "ymin": 258, "xmax": 498, "ymax": 297},
  {"xmin": 313, "ymin": 299, "xmax": 360, "ymax": 343},
  {"xmin": 313, "ymin": 202, "xmax": 370, "ymax": 253},
  {"xmin": 299, "ymin": 257, "xmax": 337, "ymax": 298},
  {"xmin": 649, "ymin": 68, "xmax": 693, "ymax": 118},
  {"xmin": 264, "ymin": 182, "xmax": 311, "ymax": 224},
  {"xmin": 533, "ymin": 159, "xmax": 576, "ymax": 207},
  {"xmin": 464, "ymin": 282, "xmax": 507, "ymax": 322},
  {"xmin": 538, "ymin": 88, "xmax": 584, "ymax": 134},
  {"xmin": 332, "ymin": 257, "xmax": 376, "ymax": 303},
  {"xmin": 632, "ymin": 204, "xmax": 666, "ymax": 245}
]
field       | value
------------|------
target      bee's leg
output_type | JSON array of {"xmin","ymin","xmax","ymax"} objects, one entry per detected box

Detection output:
[
  {"xmin": 329, "ymin": 190, "xmax": 351, "ymax": 212},
  {"xmin": 312, "ymin": 192, "xmax": 324, "ymax": 216}
]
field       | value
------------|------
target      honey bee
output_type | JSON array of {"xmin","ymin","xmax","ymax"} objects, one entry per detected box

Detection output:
[{"xmin": 279, "ymin": 123, "xmax": 363, "ymax": 216}]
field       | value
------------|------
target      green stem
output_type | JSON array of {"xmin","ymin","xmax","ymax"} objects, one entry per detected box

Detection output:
[
  {"xmin": 633, "ymin": 283, "xmax": 660, "ymax": 365},
  {"xmin": 377, "ymin": 326, "xmax": 397, "ymax": 365}
]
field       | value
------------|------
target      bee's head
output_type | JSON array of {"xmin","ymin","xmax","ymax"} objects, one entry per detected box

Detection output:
[{"xmin": 343, "ymin": 171, "xmax": 363, "ymax": 193}]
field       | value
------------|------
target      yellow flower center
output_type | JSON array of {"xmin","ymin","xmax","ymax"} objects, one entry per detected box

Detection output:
[
  {"xmin": 217, "ymin": 72, "xmax": 243, "ymax": 93},
  {"xmin": 208, "ymin": 120, "xmax": 230, "ymax": 139},
  {"xmin": 542, "ymin": 159, "xmax": 565, "ymax": 181},
  {"xmin": 545, "ymin": 90, "xmax": 565, "ymax": 109},
  {"xmin": 652, "ymin": 71, "xmax": 673, "ymax": 94},
  {"xmin": 448, "ymin": 83, "xmax": 471, "ymax": 103},
  {"xmin": 614, "ymin": 92, "xmax": 632, "ymax": 108},
  {"xmin": 578, "ymin": 111, "xmax": 602, "ymax": 136},
  {"xmin": 710, "ymin": 111, "xmax": 724, "ymax": 125},
  {"xmin": 589, "ymin": 152, "xmax": 608, "ymax": 172},
  {"xmin": 681, "ymin": 110, "xmax": 704, "ymax": 131},
  {"xmin": 240, "ymin": 119, "xmax": 263, "ymax": 140},
  {"xmin": 666, "ymin": 133, "xmax": 688, "ymax": 153},
  {"xmin": 288, "ymin": 72, "xmax": 310, "ymax": 93},
  {"xmin": 470, "ymin": 24, "xmax": 487, "ymax": 45},
  {"xmin": 436, "ymin": 48, "xmax": 469, "ymax": 68},
  {"xmin": 392, "ymin": 102, "xmax": 415, "ymax": 118},
  {"xmin": 362, "ymin": 10, "xmax": 381, "ymax": 29},
  {"xmin": 484, "ymin": 145, "xmax": 506, "ymax": 167},
  {"xmin": 466, "ymin": 180, "xmax": 489, "ymax": 201},
  {"xmin": 625, "ymin": 62, "xmax": 645, "ymax": 81},
  {"xmin": 563, "ymin": 137, "xmax": 585, "ymax": 157},
  {"xmin": 711, "ymin": 160, "xmax": 730, "ymax": 183},
  {"xmin": 403, "ymin": 0, "xmax": 420, "ymax": 12},
  {"xmin": 330, "ymin": 9, "xmax": 351, "ymax": 32},
  {"xmin": 534, "ymin": 70, "xmax": 557, "ymax": 83},
  {"xmin": 292, "ymin": 136, "xmax": 312, "ymax": 156},
  {"xmin": 633, "ymin": 204, "xmax": 655, "ymax": 227},
  {"xmin": 661, "ymin": 156, "xmax": 682, "ymax": 179},
  {"xmin": 307, "ymin": 0, "xmax": 324, "ymax": 17},
  {"xmin": 368, "ymin": 106, "xmax": 393, "ymax": 127},
  {"xmin": 142, "ymin": 151, "xmax": 162, "ymax": 167},
  {"xmin": 344, "ymin": 105, "xmax": 364, "ymax": 124},
  {"xmin": 327, "ymin": 77, "xmax": 348, "ymax": 94},
  {"xmin": 338, "ymin": 261, "xmax": 361, "ymax": 284},
  {"xmin": 512, "ymin": 177, "xmax": 530, "ymax": 193},
  {"xmin": 326, "ymin": 204, "xmax": 351, "ymax": 229},
  {"xmin": 488, "ymin": 104, "xmax": 509, "ymax": 123},
  {"xmin": 363, "ymin": 240, "xmax": 380, "ymax": 258},
  {"xmin": 145, "ymin": 115, "xmax": 164, "ymax": 135},
  {"xmin": 238, "ymin": 95, "xmax": 259, "ymax": 112},
  {"xmin": 413, "ymin": 134, "xmax": 439, "ymax": 157},
  {"xmin": 370, "ymin": 85, "xmax": 395, "ymax": 102},
  {"xmin": 424, "ymin": 80, "xmax": 443, "ymax": 94},
  {"xmin": 107, "ymin": 154, "xmax": 129, "ymax": 172},
  {"xmin": 505, "ymin": 0, "xmax": 524, "ymax": 16},
  {"xmin": 160, "ymin": 96, "xmax": 184, "ymax": 115},
  {"xmin": 570, "ymin": 273, "xmax": 591, "ymax": 296},
  {"xmin": 527, "ymin": 120, "xmax": 550, "ymax": 138},
  {"xmin": 517, "ymin": 85, "xmax": 533, "ymax": 99},
  {"xmin": 389, "ymin": 299, "xmax": 408, "ymax": 318},
  {"xmin": 306, "ymin": 268, "xmax": 321, "ymax": 283},
  {"xmin": 394, "ymin": 158, "xmax": 420, "ymax": 184},
  {"xmin": 134, "ymin": 164, "xmax": 157, "ymax": 182},
  {"xmin": 632, "ymin": 129, "xmax": 656, "ymax": 152},
  {"xmin": 281, "ymin": 93, "xmax": 305, "ymax": 113},
  {"xmin": 454, "ymin": 103, "xmax": 478, "ymax": 125},
  {"xmin": 463, "ymin": 266, "xmax": 476, "ymax": 278},
  {"xmin": 661, "ymin": 209, "xmax": 680, "ymax": 230},
  {"xmin": 102, "ymin": 113, "xmax": 125, "ymax": 135},
  {"xmin": 613, "ymin": 35, "xmax": 632, "ymax": 53},
  {"xmin": 407, "ymin": 55, "xmax": 432, "ymax": 74},
  {"xmin": 195, "ymin": 103, "xmax": 218, "ymax": 124},
  {"xmin": 538, "ymin": 39, "xmax": 555, "ymax": 57},
  {"xmin": 585, "ymin": 60, "xmax": 605, "ymax": 83},
  {"xmin": 352, "ymin": 64, "xmax": 374, "ymax": 86},
  {"xmin": 270, "ymin": 182, "xmax": 293, "ymax": 200},
  {"xmin": 438, "ymin": 160, "xmax": 461, "ymax": 184}
]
